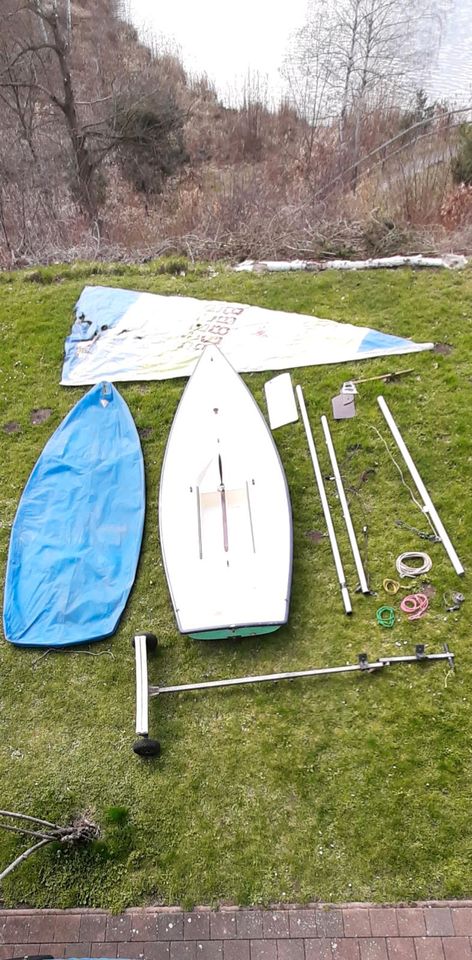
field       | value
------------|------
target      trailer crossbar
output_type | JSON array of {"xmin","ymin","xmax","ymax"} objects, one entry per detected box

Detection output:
[{"xmin": 149, "ymin": 646, "xmax": 454, "ymax": 697}]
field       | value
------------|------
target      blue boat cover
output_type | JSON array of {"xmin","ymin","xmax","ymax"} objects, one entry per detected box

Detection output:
[{"xmin": 3, "ymin": 382, "xmax": 145, "ymax": 647}]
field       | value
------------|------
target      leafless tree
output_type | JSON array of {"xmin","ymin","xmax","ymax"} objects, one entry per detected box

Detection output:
[
  {"xmin": 281, "ymin": 3, "xmax": 341, "ymax": 162},
  {"xmin": 282, "ymin": 0, "xmax": 445, "ymax": 184},
  {"xmin": 0, "ymin": 0, "xmax": 189, "ymax": 250},
  {"xmin": 0, "ymin": 0, "xmax": 106, "ymax": 225}
]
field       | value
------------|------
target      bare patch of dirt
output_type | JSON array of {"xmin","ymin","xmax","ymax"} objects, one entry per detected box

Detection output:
[
  {"xmin": 421, "ymin": 583, "xmax": 436, "ymax": 599},
  {"xmin": 306, "ymin": 530, "xmax": 326, "ymax": 542},
  {"xmin": 31, "ymin": 408, "xmax": 52, "ymax": 425},
  {"xmin": 2, "ymin": 421, "xmax": 20, "ymax": 434},
  {"xmin": 138, "ymin": 426, "xmax": 153, "ymax": 440},
  {"xmin": 433, "ymin": 342, "xmax": 453, "ymax": 355}
]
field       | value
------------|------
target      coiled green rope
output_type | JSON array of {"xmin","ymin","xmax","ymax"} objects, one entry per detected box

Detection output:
[{"xmin": 376, "ymin": 605, "xmax": 395, "ymax": 628}]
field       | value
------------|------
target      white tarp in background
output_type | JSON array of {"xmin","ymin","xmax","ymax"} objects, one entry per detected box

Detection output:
[{"xmin": 61, "ymin": 285, "xmax": 434, "ymax": 385}]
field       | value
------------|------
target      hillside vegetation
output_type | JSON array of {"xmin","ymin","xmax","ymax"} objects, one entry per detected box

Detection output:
[{"xmin": 1, "ymin": 0, "xmax": 472, "ymax": 267}]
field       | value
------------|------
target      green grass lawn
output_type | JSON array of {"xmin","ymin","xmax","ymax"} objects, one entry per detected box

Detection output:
[{"xmin": 1, "ymin": 260, "xmax": 472, "ymax": 909}]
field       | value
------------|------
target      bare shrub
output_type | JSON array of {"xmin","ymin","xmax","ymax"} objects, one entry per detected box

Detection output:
[
  {"xmin": 110, "ymin": 90, "xmax": 188, "ymax": 195},
  {"xmin": 451, "ymin": 123, "xmax": 472, "ymax": 185},
  {"xmin": 441, "ymin": 184, "xmax": 472, "ymax": 228}
]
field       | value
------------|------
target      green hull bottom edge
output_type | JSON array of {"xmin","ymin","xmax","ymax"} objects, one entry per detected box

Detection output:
[{"xmin": 189, "ymin": 624, "xmax": 282, "ymax": 640}]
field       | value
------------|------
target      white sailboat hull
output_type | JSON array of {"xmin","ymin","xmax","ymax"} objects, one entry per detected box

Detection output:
[{"xmin": 159, "ymin": 346, "xmax": 292, "ymax": 637}]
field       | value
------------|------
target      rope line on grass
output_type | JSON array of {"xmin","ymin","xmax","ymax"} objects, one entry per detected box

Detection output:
[{"xmin": 368, "ymin": 424, "xmax": 438, "ymax": 540}]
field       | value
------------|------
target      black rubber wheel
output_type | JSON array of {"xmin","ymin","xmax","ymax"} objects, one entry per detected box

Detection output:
[
  {"xmin": 145, "ymin": 633, "xmax": 158, "ymax": 653},
  {"xmin": 131, "ymin": 633, "xmax": 158, "ymax": 652},
  {"xmin": 133, "ymin": 738, "xmax": 161, "ymax": 758}
]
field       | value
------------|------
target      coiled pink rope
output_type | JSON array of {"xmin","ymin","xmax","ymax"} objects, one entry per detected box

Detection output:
[{"xmin": 400, "ymin": 593, "xmax": 429, "ymax": 621}]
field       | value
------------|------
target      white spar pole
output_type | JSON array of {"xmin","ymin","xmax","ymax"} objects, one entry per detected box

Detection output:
[
  {"xmin": 377, "ymin": 395, "xmax": 464, "ymax": 576},
  {"xmin": 321, "ymin": 415, "xmax": 370, "ymax": 594},
  {"xmin": 296, "ymin": 386, "xmax": 352, "ymax": 614}
]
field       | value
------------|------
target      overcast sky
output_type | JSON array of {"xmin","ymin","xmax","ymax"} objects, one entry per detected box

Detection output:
[
  {"xmin": 126, "ymin": 0, "xmax": 472, "ymax": 106},
  {"xmin": 125, "ymin": 0, "xmax": 308, "ymax": 104},
  {"xmin": 431, "ymin": 0, "xmax": 472, "ymax": 103}
]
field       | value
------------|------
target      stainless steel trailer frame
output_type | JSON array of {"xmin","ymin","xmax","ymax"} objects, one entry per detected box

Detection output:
[{"xmin": 133, "ymin": 635, "xmax": 454, "ymax": 756}]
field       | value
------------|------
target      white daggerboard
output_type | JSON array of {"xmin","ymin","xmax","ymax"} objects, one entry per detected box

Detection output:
[
  {"xmin": 264, "ymin": 373, "xmax": 298, "ymax": 429},
  {"xmin": 159, "ymin": 346, "xmax": 293, "ymax": 639}
]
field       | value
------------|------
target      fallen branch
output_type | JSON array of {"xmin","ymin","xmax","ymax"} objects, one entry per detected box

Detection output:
[
  {"xmin": 0, "ymin": 809, "xmax": 58, "ymax": 828},
  {"xmin": 0, "ymin": 810, "xmax": 100, "ymax": 882},
  {"xmin": 0, "ymin": 822, "xmax": 58, "ymax": 841},
  {"xmin": 234, "ymin": 254, "xmax": 468, "ymax": 273},
  {"xmin": 0, "ymin": 838, "xmax": 51, "ymax": 882}
]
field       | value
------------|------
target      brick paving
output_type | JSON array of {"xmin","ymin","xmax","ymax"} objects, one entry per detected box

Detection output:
[{"xmin": 2, "ymin": 905, "xmax": 472, "ymax": 960}]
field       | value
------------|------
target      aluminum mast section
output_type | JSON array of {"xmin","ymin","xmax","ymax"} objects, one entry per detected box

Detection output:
[
  {"xmin": 321, "ymin": 415, "xmax": 370, "ymax": 594},
  {"xmin": 296, "ymin": 386, "xmax": 352, "ymax": 614}
]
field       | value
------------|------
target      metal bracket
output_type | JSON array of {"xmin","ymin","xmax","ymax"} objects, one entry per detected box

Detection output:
[{"xmin": 444, "ymin": 642, "xmax": 455, "ymax": 672}]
